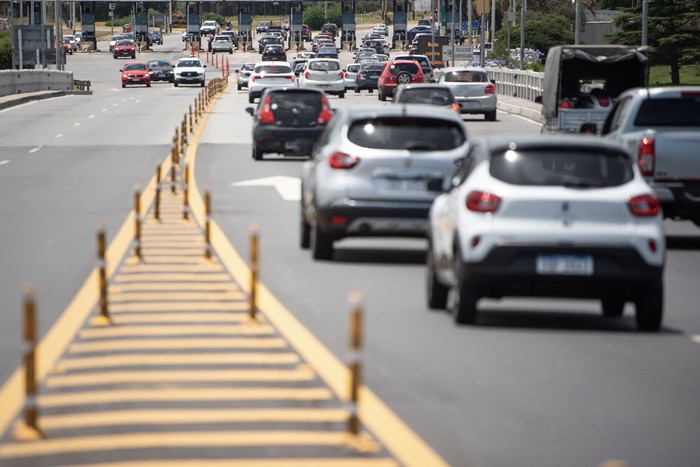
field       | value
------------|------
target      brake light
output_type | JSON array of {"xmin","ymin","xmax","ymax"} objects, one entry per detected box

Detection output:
[
  {"xmin": 288, "ymin": 75, "xmax": 295, "ymax": 82},
  {"xmin": 485, "ymin": 83, "xmax": 495, "ymax": 94},
  {"xmin": 466, "ymin": 191, "xmax": 501, "ymax": 213},
  {"xmin": 450, "ymin": 103, "xmax": 460, "ymax": 112},
  {"xmin": 344, "ymin": 72, "xmax": 348, "ymax": 78},
  {"xmin": 638, "ymin": 136, "xmax": 655, "ymax": 176},
  {"xmin": 250, "ymin": 76, "xmax": 256, "ymax": 82},
  {"xmin": 328, "ymin": 151, "xmax": 359, "ymax": 169},
  {"xmin": 317, "ymin": 95, "xmax": 333, "ymax": 124},
  {"xmin": 357, "ymin": 72, "xmax": 364, "ymax": 79},
  {"xmin": 627, "ymin": 194, "xmax": 660, "ymax": 217},
  {"xmin": 258, "ymin": 95, "xmax": 275, "ymax": 125},
  {"xmin": 338, "ymin": 71, "xmax": 344, "ymax": 79},
  {"xmin": 305, "ymin": 71, "xmax": 310, "ymax": 79}
]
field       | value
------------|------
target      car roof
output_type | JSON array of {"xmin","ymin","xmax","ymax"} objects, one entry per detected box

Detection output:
[
  {"xmin": 441, "ymin": 66, "xmax": 487, "ymax": 73},
  {"xmin": 333, "ymin": 104, "xmax": 463, "ymax": 122},
  {"xmin": 477, "ymin": 134, "xmax": 633, "ymax": 156}
]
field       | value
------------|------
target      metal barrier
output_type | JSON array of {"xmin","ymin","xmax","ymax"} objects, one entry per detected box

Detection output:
[
  {"xmin": 73, "ymin": 79, "xmax": 91, "ymax": 91},
  {"xmin": 485, "ymin": 67, "xmax": 544, "ymax": 101}
]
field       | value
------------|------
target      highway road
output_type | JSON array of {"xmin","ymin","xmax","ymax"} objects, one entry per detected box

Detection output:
[{"xmin": 1, "ymin": 30, "xmax": 699, "ymax": 467}]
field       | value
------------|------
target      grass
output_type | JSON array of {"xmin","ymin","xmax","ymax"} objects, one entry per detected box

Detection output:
[{"xmin": 649, "ymin": 64, "xmax": 700, "ymax": 86}]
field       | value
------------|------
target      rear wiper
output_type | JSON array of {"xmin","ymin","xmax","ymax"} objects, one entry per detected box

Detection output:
[
  {"xmin": 403, "ymin": 142, "xmax": 442, "ymax": 150},
  {"xmin": 562, "ymin": 180, "xmax": 604, "ymax": 188}
]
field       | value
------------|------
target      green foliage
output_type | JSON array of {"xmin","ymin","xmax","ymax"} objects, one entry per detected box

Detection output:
[
  {"xmin": 499, "ymin": 13, "xmax": 573, "ymax": 58},
  {"xmin": 0, "ymin": 30, "xmax": 13, "ymax": 69},
  {"xmin": 202, "ymin": 12, "xmax": 226, "ymax": 26},
  {"xmin": 303, "ymin": 3, "xmax": 342, "ymax": 30}
]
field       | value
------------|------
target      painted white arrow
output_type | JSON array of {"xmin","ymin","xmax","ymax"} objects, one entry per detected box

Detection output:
[{"xmin": 230, "ymin": 176, "xmax": 301, "ymax": 201}]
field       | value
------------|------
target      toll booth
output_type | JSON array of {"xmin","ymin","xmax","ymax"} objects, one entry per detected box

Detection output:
[
  {"xmin": 290, "ymin": 7, "xmax": 303, "ymax": 50},
  {"xmin": 238, "ymin": 7, "xmax": 252, "ymax": 50},
  {"xmin": 340, "ymin": 0, "xmax": 356, "ymax": 49},
  {"xmin": 393, "ymin": 0, "xmax": 409, "ymax": 47},
  {"xmin": 134, "ymin": 2, "xmax": 149, "ymax": 46},
  {"xmin": 81, "ymin": 2, "xmax": 97, "ymax": 50},
  {"xmin": 185, "ymin": 2, "xmax": 201, "ymax": 50}
]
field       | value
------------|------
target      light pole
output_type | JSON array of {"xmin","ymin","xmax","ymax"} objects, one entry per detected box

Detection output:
[
  {"xmin": 574, "ymin": 0, "xmax": 580, "ymax": 45},
  {"xmin": 641, "ymin": 0, "xmax": 648, "ymax": 46},
  {"xmin": 519, "ymin": 0, "xmax": 526, "ymax": 69}
]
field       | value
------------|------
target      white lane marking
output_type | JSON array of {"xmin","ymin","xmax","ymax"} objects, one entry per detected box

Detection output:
[
  {"xmin": 102, "ymin": 108, "xmax": 108, "ymax": 112},
  {"xmin": 113, "ymin": 103, "xmax": 118, "ymax": 107},
  {"xmin": 0, "ymin": 160, "xmax": 9, "ymax": 166},
  {"xmin": 29, "ymin": 147, "xmax": 41, "ymax": 154},
  {"xmin": 55, "ymin": 134, "xmax": 63, "ymax": 138},
  {"xmin": 692, "ymin": 336, "xmax": 700, "ymax": 344},
  {"xmin": 231, "ymin": 176, "xmax": 301, "ymax": 201},
  {"xmin": 74, "ymin": 122, "xmax": 81, "ymax": 127},
  {"xmin": 88, "ymin": 114, "xmax": 95, "ymax": 119}
]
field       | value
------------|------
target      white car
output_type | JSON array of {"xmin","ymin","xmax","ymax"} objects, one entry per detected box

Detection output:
[
  {"xmin": 248, "ymin": 61, "xmax": 296, "ymax": 103},
  {"xmin": 427, "ymin": 135, "xmax": 666, "ymax": 331},
  {"xmin": 173, "ymin": 57, "xmax": 206, "ymax": 87},
  {"xmin": 343, "ymin": 63, "xmax": 361, "ymax": 89},
  {"xmin": 210, "ymin": 35, "xmax": 233, "ymax": 54},
  {"xmin": 109, "ymin": 34, "xmax": 125, "ymax": 51},
  {"xmin": 297, "ymin": 58, "xmax": 345, "ymax": 98},
  {"xmin": 373, "ymin": 23, "xmax": 389, "ymax": 36}
]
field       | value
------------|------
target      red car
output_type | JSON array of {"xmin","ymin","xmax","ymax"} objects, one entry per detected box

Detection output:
[
  {"xmin": 377, "ymin": 60, "xmax": 425, "ymax": 101},
  {"xmin": 120, "ymin": 61, "xmax": 151, "ymax": 88},
  {"xmin": 62, "ymin": 38, "xmax": 73, "ymax": 55},
  {"xmin": 113, "ymin": 40, "xmax": 136, "ymax": 59}
]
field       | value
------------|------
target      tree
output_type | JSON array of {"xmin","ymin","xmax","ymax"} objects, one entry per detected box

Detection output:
[
  {"xmin": 303, "ymin": 3, "xmax": 342, "ymax": 30},
  {"xmin": 495, "ymin": 13, "xmax": 574, "ymax": 58},
  {"xmin": 608, "ymin": 0, "xmax": 700, "ymax": 84},
  {"xmin": 0, "ymin": 31, "xmax": 12, "ymax": 69}
]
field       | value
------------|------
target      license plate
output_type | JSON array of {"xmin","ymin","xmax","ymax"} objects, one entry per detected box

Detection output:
[
  {"xmin": 284, "ymin": 141, "xmax": 299, "ymax": 150},
  {"xmin": 536, "ymin": 255, "xmax": 594, "ymax": 276},
  {"xmin": 385, "ymin": 179, "xmax": 426, "ymax": 191},
  {"xmin": 461, "ymin": 101, "xmax": 478, "ymax": 108}
]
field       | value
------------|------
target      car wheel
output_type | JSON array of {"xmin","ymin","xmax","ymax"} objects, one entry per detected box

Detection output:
[
  {"xmin": 131, "ymin": 54, "xmax": 135, "ymax": 59},
  {"xmin": 426, "ymin": 245, "xmax": 449, "ymax": 310},
  {"xmin": 379, "ymin": 92, "xmax": 386, "ymax": 102},
  {"xmin": 113, "ymin": 55, "xmax": 117, "ymax": 59},
  {"xmin": 200, "ymin": 81, "xmax": 205, "ymax": 88},
  {"xmin": 634, "ymin": 282, "xmax": 663, "ymax": 331},
  {"xmin": 369, "ymin": 89, "xmax": 373, "ymax": 93},
  {"xmin": 311, "ymin": 222, "xmax": 334, "ymax": 261},
  {"xmin": 252, "ymin": 143, "xmax": 263, "ymax": 161},
  {"xmin": 396, "ymin": 71, "xmax": 411, "ymax": 85},
  {"xmin": 339, "ymin": 91, "xmax": 345, "ymax": 99},
  {"xmin": 354, "ymin": 87, "xmax": 359, "ymax": 94},
  {"xmin": 237, "ymin": 83, "xmax": 242, "ymax": 90},
  {"xmin": 248, "ymin": 94, "xmax": 255, "ymax": 104},
  {"xmin": 300, "ymin": 204, "xmax": 311, "ymax": 249},
  {"xmin": 174, "ymin": 81, "xmax": 179, "ymax": 87},
  {"xmin": 601, "ymin": 293, "xmax": 626, "ymax": 317},
  {"xmin": 146, "ymin": 83, "xmax": 151, "ymax": 87},
  {"xmin": 485, "ymin": 110, "xmax": 497, "ymax": 121},
  {"xmin": 452, "ymin": 249, "xmax": 479, "ymax": 324},
  {"xmin": 122, "ymin": 83, "xmax": 126, "ymax": 88},
  {"xmin": 692, "ymin": 218, "xmax": 700, "ymax": 227}
]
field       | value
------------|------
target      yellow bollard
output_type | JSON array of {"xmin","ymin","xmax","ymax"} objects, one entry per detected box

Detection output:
[
  {"xmin": 134, "ymin": 188, "xmax": 142, "ymax": 261},
  {"xmin": 97, "ymin": 228, "xmax": 110, "ymax": 324},
  {"xmin": 249, "ymin": 224, "xmax": 259, "ymax": 321},
  {"xmin": 204, "ymin": 189, "xmax": 212, "ymax": 259},
  {"xmin": 183, "ymin": 163, "xmax": 189, "ymax": 221},
  {"xmin": 154, "ymin": 165, "xmax": 161, "ymax": 221},
  {"xmin": 23, "ymin": 285, "xmax": 39, "ymax": 435},
  {"xmin": 347, "ymin": 292, "xmax": 364, "ymax": 436}
]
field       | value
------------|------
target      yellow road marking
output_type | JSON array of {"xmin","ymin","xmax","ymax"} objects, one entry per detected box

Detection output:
[
  {"xmin": 38, "ymin": 459, "xmax": 397, "ymax": 467},
  {"xmin": 110, "ymin": 282, "xmax": 241, "ymax": 292},
  {"xmin": 121, "ymin": 257, "xmax": 220, "ymax": 265},
  {"xmin": 57, "ymin": 353, "xmax": 299, "ymax": 370},
  {"xmin": 46, "ymin": 367, "xmax": 316, "ymax": 388},
  {"xmin": 113, "ymin": 273, "xmax": 232, "ymax": 283},
  {"xmin": 0, "ymin": 431, "xmax": 353, "ymax": 458},
  {"xmin": 108, "ymin": 291, "xmax": 244, "ymax": 301},
  {"xmin": 109, "ymin": 303, "xmax": 248, "ymax": 313},
  {"xmin": 108, "ymin": 312, "xmax": 247, "ymax": 323},
  {"xmin": 18, "ymin": 408, "xmax": 346, "ymax": 430},
  {"xmin": 79, "ymin": 324, "xmax": 275, "ymax": 339},
  {"xmin": 38, "ymin": 388, "xmax": 334, "ymax": 408},
  {"xmin": 139, "ymin": 248, "xmax": 210, "ymax": 256},
  {"xmin": 69, "ymin": 337, "xmax": 287, "ymax": 353}
]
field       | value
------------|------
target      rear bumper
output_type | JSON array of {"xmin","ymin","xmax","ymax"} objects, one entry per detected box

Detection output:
[
  {"xmin": 316, "ymin": 199, "xmax": 433, "ymax": 238},
  {"xmin": 460, "ymin": 245, "xmax": 663, "ymax": 299},
  {"xmin": 455, "ymin": 96, "xmax": 497, "ymax": 114},
  {"xmin": 253, "ymin": 126, "xmax": 324, "ymax": 155},
  {"xmin": 356, "ymin": 79, "xmax": 379, "ymax": 90},
  {"xmin": 651, "ymin": 183, "xmax": 700, "ymax": 221}
]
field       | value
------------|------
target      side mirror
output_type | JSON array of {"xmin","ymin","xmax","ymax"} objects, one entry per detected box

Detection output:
[
  {"xmin": 490, "ymin": 79, "xmax": 496, "ymax": 85},
  {"xmin": 245, "ymin": 107, "xmax": 255, "ymax": 116}
]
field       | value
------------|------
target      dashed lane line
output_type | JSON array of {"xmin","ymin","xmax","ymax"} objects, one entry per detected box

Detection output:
[
  {"xmin": 0, "ymin": 160, "xmax": 9, "ymax": 166},
  {"xmin": 51, "ymin": 461, "xmax": 397, "ymax": 467},
  {"xmin": 29, "ymin": 146, "xmax": 41, "ymax": 154},
  {"xmin": 692, "ymin": 335, "xmax": 700, "ymax": 344}
]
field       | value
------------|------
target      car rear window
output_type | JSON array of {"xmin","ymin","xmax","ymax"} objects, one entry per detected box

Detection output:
[
  {"xmin": 255, "ymin": 65, "xmax": 292, "ymax": 74},
  {"xmin": 268, "ymin": 92, "xmax": 322, "ymax": 119},
  {"xmin": 388, "ymin": 62, "xmax": 420, "ymax": 74},
  {"xmin": 443, "ymin": 71, "xmax": 487, "ymax": 83},
  {"xmin": 309, "ymin": 61, "xmax": 339, "ymax": 71},
  {"xmin": 634, "ymin": 97, "xmax": 700, "ymax": 127},
  {"xmin": 348, "ymin": 117, "xmax": 465, "ymax": 150},
  {"xmin": 362, "ymin": 64, "xmax": 385, "ymax": 72},
  {"xmin": 489, "ymin": 148, "xmax": 634, "ymax": 187},
  {"xmin": 398, "ymin": 88, "xmax": 454, "ymax": 105},
  {"xmin": 347, "ymin": 65, "xmax": 361, "ymax": 72}
]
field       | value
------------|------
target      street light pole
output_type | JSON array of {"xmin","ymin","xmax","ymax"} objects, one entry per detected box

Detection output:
[
  {"xmin": 520, "ymin": 0, "xmax": 526, "ymax": 69},
  {"xmin": 641, "ymin": 0, "xmax": 648, "ymax": 46},
  {"xmin": 574, "ymin": 0, "xmax": 580, "ymax": 45}
]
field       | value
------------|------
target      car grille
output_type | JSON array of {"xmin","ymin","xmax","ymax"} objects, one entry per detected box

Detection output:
[{"xmin": 181, "ymin": 72, "xmax": 198, "ymax": 77}]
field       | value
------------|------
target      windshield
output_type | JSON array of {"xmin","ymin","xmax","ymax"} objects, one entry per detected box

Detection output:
[
  {"xmin": 255, "ymin": 65, "xmax": 292, "ymax": 74},
  {"xmin": 444, "ymin": 71, "xmax": 487, "ymax": 83},
  {"xmin": 178, "ymin": 60, "xmax": 202, "ymax": 67},
  {"xmin": 124, "ymin": 63, "xmax": 147, "ymax": 71},
  {"xmin": 309, "ymin": 61, "xmax": 340, "ymax": 71}
]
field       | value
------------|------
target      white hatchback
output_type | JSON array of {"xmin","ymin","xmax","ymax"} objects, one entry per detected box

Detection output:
[
  {"xmin": 427, "ymin": 135, "xmax": 666, "ymax": 331},
  {"xmin": 247, "ymin": 61, "xmax": 296, "ymax": 103},
  {"xmin": 297, "ymin": 58, "xmax": 345, "ymax": 98}
]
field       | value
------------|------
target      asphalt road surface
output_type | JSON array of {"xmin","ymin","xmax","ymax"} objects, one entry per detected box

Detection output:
[{"xmin": 0, "ymin": 29, "xmax": 699, "ymax": 467}]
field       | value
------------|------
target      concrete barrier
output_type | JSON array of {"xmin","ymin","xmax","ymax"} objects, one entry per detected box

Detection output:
[{"xmin": 0, "ymin": 70, "xmax": 73, "ymax": 97}]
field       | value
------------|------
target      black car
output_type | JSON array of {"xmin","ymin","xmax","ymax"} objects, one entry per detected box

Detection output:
[
  {"xmin": 267, "ymin": 25, "xmax": 287, "ymax": 40},
  {"xmin": 261, "ymin": 44, "xmax": 286, "ymax": 62},
  {"xmin": 220, "ymin": 30, "xmax": 238, "ymax": 48},
  {"xmin": 256, "ymin": 21, "xmax": 272, "ymax": 34},
  {"xmin": 147, "ymin": 59, "xmax": 174, "ymax": 82},
  {"xmin": 149, "ymin": 30, "xmax": 163, "ymax": 45},
  {"xmin": 321, "ymin": 23, "xmax": 338, "ymax": 37},
  {"xmin": 245, "ymin": 87, "xmax": 333, "ymax": 160},
  {"xmin": 258, "ymin": 34, "xmax": 282, "ymax": 53},
  {"xmin": 355, "ymin": 62, "xmax": 385, "ymax": 93},
  {"xmin": 407, "ymin": 25, "xmax": 432, "ymax": 42}
]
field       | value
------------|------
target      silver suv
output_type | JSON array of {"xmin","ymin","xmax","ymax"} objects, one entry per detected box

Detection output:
[{"xmin": 300, "ymin": 105, "xmax": 470, "ymax": 260}]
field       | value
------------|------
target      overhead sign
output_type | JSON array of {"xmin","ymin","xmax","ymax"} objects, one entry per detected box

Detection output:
[
  {"xmin": 418, "ymin": 35, "xmax": 449, "ymax": 68},
  {"xmin": 442, "ymin": 45, "xmax": 474, "ymax": 62}
]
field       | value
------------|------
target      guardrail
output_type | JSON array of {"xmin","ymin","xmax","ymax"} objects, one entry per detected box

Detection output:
[
  {"xmin": 0, "ymin": 70, "xmax": 73, "ymax": 97},
  {"xmin": 485, "ymin": 67, "xmax": 544, "ymax": 101}
]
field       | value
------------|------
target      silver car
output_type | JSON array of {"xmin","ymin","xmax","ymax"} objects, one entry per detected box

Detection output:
[
  {"xmin": 437, "ymin": 66, "xmax": 498, "ymax": 121},
  {"xmin": 235, "ymin": 62, "xmax": 256, "ymax": 90},
  {"xmin": 343, "ymin": 63, "xmax": 361, "ymax": 89},
  {"xmin": 300, "ymin": 105, "xmax": 470, "ymax": 260},
  {"xmin": 211, "ymin": 35, "xmax": 233, "ymax": 54}
]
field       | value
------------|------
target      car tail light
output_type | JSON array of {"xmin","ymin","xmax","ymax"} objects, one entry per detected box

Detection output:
[
  {"xmin": 330, "ymin": 216, "xmax": 347, "ymax": 226},
  {"xmin": 638, "ymin": 136, "xmax": 655, "ymax": 176},
  {"xmin": 628, "ymin": 194, "xmax": 660, "ymax": 217},
  {"xmin": 250, "ymin": 76, "xmax": 257, "ymax": 82},
  {"xmin": 466, "ymin": 191, "xmax": 501, "ymax": 213},
  {"xmin": 288, "ymin": 75, "xmax": 295, "ymax": 82},
  {"xmin": 328, "ymin": 151, "xmax": 360, "ymax": 170},
  {"xmin": 338, "ymin": 71, "xmax": 344, "ymax": 79},
  {"xmin": 485, "ymin": 83, "xmax": 495, "ymax": 94},
  {"xmin": 450, "ymin": 103, "xmax": 460, "ymax": 113},
  {"xmin": 305, "ymin": 71, "xmax": 310, "ymax": 79},
  {"xmin": 648, "ymin": 239, "xmax": 657, "ymax": 253},
  {"xmin": 258, "ymin": 95, "xmax": 275, "ymax": 125},
  {"xmin": 357, "ymin": 72, "xmax": 364, "ymax": 79},
  {"xmin": 317, "ymin": 95, "xmax": 333, "ymax": 124},
  {"xmin": 471, "ymin": 235, "xmax": 481, "ymax": 248}
]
